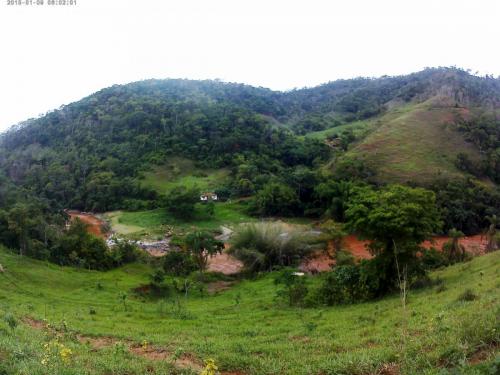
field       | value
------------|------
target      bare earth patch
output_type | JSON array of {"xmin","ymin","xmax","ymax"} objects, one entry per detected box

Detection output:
[
  {"xmin": 468, "ymin": 342, "xmax": 500, "ymax": 365},
  {"xmin": 77, "ymin": 335, "xmax": 118, "ymax": 350},
  {"xmin": 22, "ymin": 316, "xmax": 47, "ymax": 330},
  {"xmin": 422, "ymin": 234, "xmax": 487, "ymax": 255},
  {"xmin": 67, "ymin": 211, "xmax": 108, "ymax": 238},
  {"xmin": 206, "ymin": 280, "xmax": 235, "ymax": 294},
  {"xmin": 208, "ymin": 251, "xmax": 243, "ymax": 274},
  {"xmin": 374, "ymin": 362, "xmax": 400, "ymax": 375}
]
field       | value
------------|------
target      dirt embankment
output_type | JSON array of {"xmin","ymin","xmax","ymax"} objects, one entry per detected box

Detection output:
[
  {"xmin": 208, "ymin": 252, "xmax": 243, "ymax": 274},
  {"xmin": 422, "ymin": 234, "xmax": 487, "ymax": 255},
  {"xmin": 66, "ymin": 211, "xmax": 108, "ymax": 238},
  {"xmin": 300, "ymin": 234, "xmax": 488, "ymax": 273},
  {"xmin": 211, "ymin": 233, "xmax": 488, "ymax": 275}
]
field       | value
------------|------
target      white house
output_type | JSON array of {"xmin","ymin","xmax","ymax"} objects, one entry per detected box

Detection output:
[{"xmin": 200, "ymin": 192, "xmax": 218, "ymax": 201}]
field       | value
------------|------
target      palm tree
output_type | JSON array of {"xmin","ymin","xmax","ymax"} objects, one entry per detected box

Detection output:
[
  {"xmin": 184, "ymin": 231, "xmax": 224, "ymax": 272},
  {"xmin": 485, "ymin": 215, "xmax": 499, "ymax": 252},
  {"xmin": 444, "ymin": 228, "xmax": 466, "ymax": 262}
]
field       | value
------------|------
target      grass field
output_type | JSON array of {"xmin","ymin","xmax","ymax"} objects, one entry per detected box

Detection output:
[
  {"xmin": 303, "ymin": 117, "xmax": 377, "ymax": 141},
  {"xmin": 141, "ymin": 157, "xmax": 230, "ymax": 194},
  {"xmin": 344, "ymin": 101, "xmax": 482, "ymax": 184},
  {"xmin": 0, "ymin": 247, "xmax": 498, "ymax": 374},
  {"xmin": 105, "ymin": 201, "xmax": 255, "ymax": 238}
]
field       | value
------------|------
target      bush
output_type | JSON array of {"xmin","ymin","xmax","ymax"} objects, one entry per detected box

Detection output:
[
  {"xmin": 3, "ymin": 313, "xmax": 17, "ymax": 330},
  {"xmin": 335, "ymin": 249, "xmax": 355, "ymax": 267},
  {"xmin": 148, "ymin": 269, "xmax": 171, "ymax": 298},
  {"xmin": 229, "ymin": 222, "xmax": 316, "ymax": 273},
  {"xmin": 317, "ymin": 265, "xmax": 365, "ymax": 305},
  {"xmin": 315, "ymin": 255, "xmax": 414, "ymax": 306},
  {"xmin": 110, "ymin": 238, "xmax": 141, "ymax": 266},
  {"xmin": 274, "ymin": 268, "xmax": 309, "ymax": 307},
  {"xmin": 457, "ymin": 289, "xmax": 478, "ymax": 302},
  {"xmin": 162, "ymin": 250, "xmax": 197, "ymax": 276},
  {"xmin": 421, "ymin": 248, "xmax": 448, "ymax": 270}
]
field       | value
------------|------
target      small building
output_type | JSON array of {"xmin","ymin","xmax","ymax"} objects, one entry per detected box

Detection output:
[{"xmin": 200, "ymin": 192, "xmax": 218, "ymax": 201}]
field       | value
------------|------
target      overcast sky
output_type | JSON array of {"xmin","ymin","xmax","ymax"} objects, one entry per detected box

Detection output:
[{"xmin": 0, "ymin": 0, "xmax": 499, "ymax": 131}]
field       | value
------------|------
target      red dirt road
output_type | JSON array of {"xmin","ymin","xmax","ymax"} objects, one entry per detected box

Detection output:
[{"xmin": 67, "ymin": 211, "xmax": 107, "ymax": 238}]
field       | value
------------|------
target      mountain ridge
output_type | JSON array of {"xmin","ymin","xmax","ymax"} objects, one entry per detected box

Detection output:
[{"xmin": 0, "ymin": 66, "xmax": 498, "ymax": 216}]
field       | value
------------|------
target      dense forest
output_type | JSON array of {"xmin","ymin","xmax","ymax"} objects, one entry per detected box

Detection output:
[{"xmin": 0, "ymin": 67, "xmax": 499, "ymax": 265}]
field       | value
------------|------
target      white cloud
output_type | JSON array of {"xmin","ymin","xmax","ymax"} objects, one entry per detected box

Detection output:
[{"xmin": 0, "ymin": 0, "xmax": 499, "ymax": 130}]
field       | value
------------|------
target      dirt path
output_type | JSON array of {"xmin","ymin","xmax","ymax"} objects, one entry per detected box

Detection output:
[
  {"xmin": 67, "ymin": 211, "xmax": 108, "ymax": 238},
  {"xmin": 24, "ymin": 305, "xmax": 247, "ymax": 374},
  {"xmin": 23, "ymin": 317, "xmax": 204, "ymax": 372}
]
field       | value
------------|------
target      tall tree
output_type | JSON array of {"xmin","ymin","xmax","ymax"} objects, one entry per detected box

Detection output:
[{"xmin": 345, "ymin": 185, "xmax": 441, "ymax": 294}]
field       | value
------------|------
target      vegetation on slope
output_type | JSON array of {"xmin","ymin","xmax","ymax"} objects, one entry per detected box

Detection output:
[
  {"xmin": 0, "ymin": 246, "xmax": 498, "ymax": 374},
  {"xmin": 0, "ymin": 67, "xmax": 499, "ymax": 267}
]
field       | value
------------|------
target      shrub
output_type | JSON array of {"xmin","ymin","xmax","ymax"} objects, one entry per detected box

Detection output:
[
  {"xmin": 162, "ymin": 250, "xmax": 197, "ymax": 276},
  {"xmin": 229, "ymin": 222, "xmax": 316, "ymax": 273},
  {"xmin": 420, "ymin": 248, "xmax": 448, "ymax": 270},
  {"xmin": 457, "ymin": 289, "xmax": 478, "ymax": 302},
  {"xmin": 335, "ymin": 249, "xmax": 355, "ymax": 267},
  {"xmin": 274, "ymin": 268, "xmax": 309, "ymax": 307},
  {"xmin": 3, "ymin": 313, "xmax": 17, "ymax": 330},
  {"xmin": 109, "ymin": 238, "xmax": 142, "ymax": 266},
  {"xmin": 150, "ymin": 269, "xmax": 166, "ymax": 287},
  {"xmin": 317, "ymin": 265, "xmax": 365, "ymax": 305}
]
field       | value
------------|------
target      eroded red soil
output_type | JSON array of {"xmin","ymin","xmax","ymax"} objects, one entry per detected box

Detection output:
[
  {"xmin": 207, "ymin": 251, "xmax": 244, "ymax": 275},
  {"xmin": 67, "ymin": 211, "xmax": 107, "ymax": 238}
]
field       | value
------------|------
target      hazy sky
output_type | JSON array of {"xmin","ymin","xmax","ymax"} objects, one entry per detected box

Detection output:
[{"xmin": 1, "ymin": 0, "xmax": 499, "ymax": 131}]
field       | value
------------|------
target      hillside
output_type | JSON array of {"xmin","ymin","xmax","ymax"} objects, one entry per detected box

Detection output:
[
  {"xmin": 0, "ymin": 67, "xmax": 499, "ymax": 258},
  {"xmin": 0, "ymin": 67, "xmax": 499, "ymax": 375},
  {"xmin": 343, "ymin": 101, "xmax": 482, "ymax": 184},
  {"xmin": 1, "ymin": 68, "xmax": 499, "ymax": 206},
  {"xmin": 0, "ymin": 246, "xmax": 498, "ymax": 374}
]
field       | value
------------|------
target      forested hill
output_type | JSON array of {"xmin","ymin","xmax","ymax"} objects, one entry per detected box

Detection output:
[{"xmin": 0, "ymin": 67, "xmax": 499, "ymax": 214}]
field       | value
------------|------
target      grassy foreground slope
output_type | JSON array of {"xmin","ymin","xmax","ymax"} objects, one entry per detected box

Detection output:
[{"xmin": 0, "ymin": 247, "xmax": 499, "ymax": 374}]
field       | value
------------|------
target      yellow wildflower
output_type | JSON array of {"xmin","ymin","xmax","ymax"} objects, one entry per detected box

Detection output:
[
  {"xmin": 200, "ymin": 358, "xmax": 218, "ymax": 375},
  {"xmin": 59, "ymin": 347, "xmax": 73, "ymax": 364}
]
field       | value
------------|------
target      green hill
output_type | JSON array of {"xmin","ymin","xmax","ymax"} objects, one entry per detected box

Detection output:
[
  {"xmin": 0, "ymin": 67, "xmax": 499, "ymax": 259},
  {"xmin": 343, "ymin": 101, "xmax": 484, "ymax": 184},
  {"xmin": 1, "ymin": 68, "xmax": 498, "ymax": 212},
  {"xmin": 0, "ymin": 246, "xmax": 498, "ymax": 374}
]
